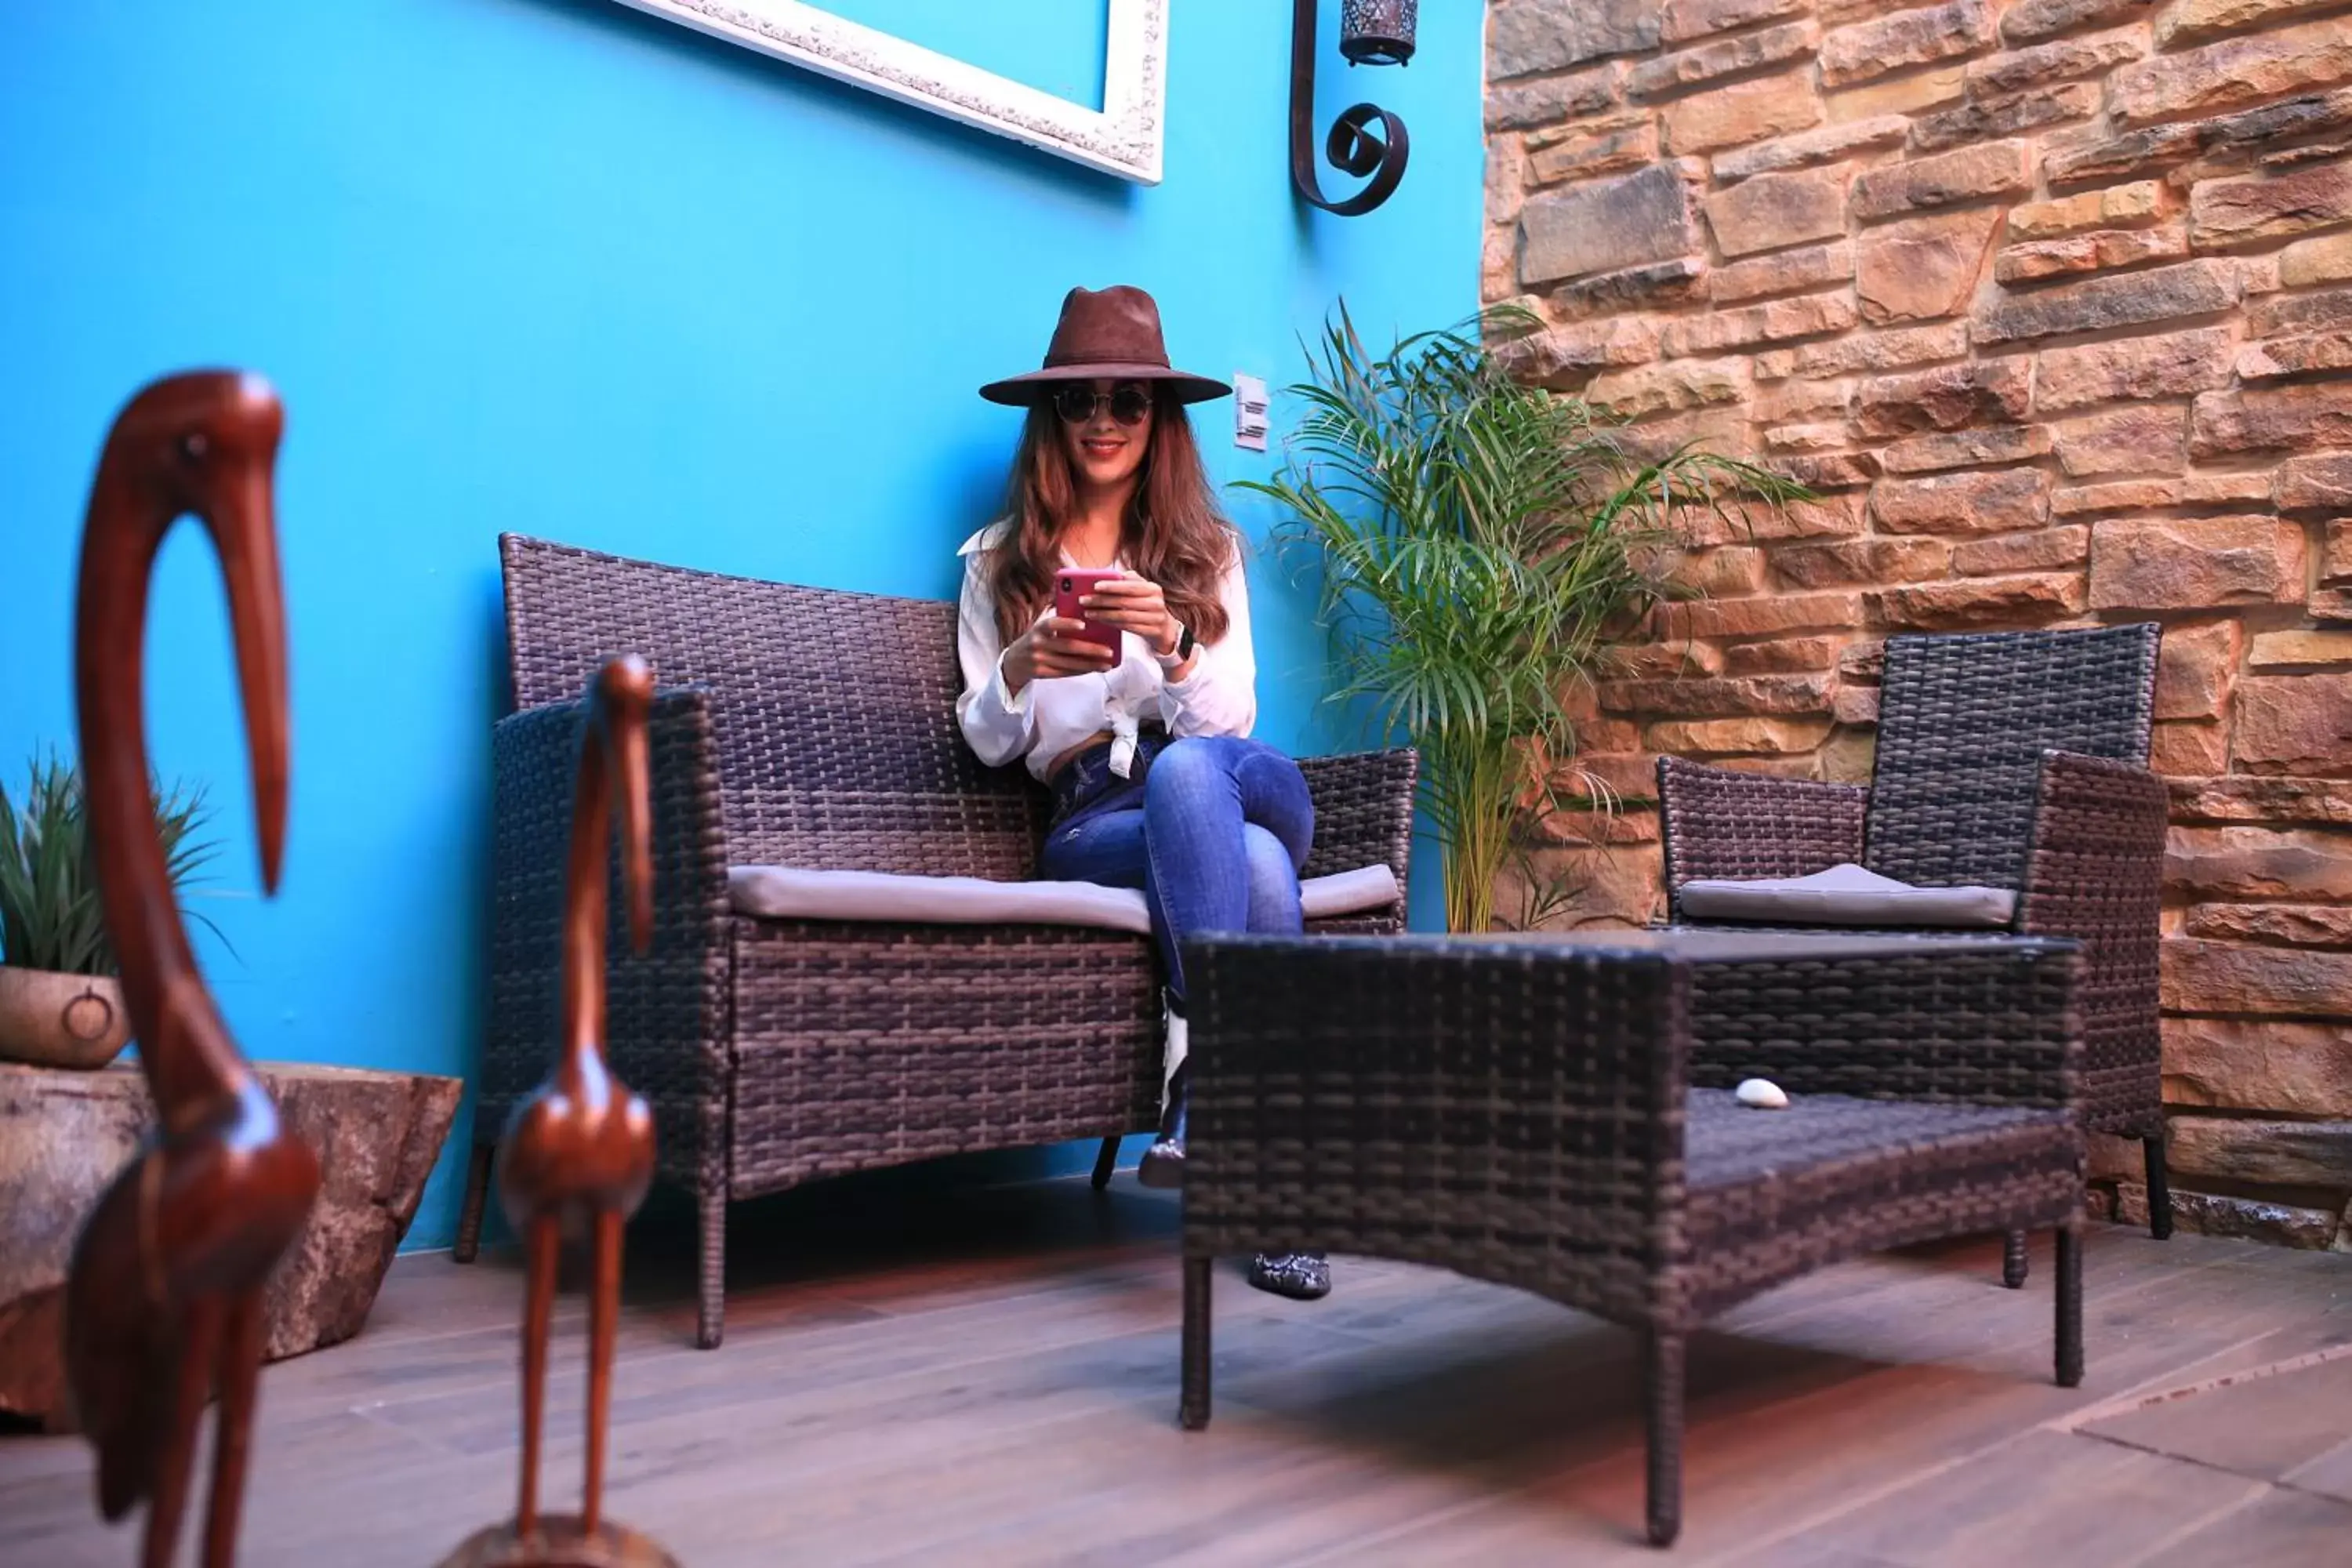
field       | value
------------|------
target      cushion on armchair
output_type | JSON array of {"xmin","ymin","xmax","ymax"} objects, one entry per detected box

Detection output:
[
  {"xmin": 728, "ymin": 862, "xmax": 1403, "ymax": 932},
  {"xmin": 1677, "ymin": 862, "xmax": 2015, "ymax": 928}
]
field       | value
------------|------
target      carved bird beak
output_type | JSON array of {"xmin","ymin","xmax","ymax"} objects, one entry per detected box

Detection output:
[
  {"xmin": 603, "ymin": 655, "xmax": 656, "ymax": 956},
  {"xmin": 198, "ymin": 376, "xmax": 291, "ymax": 896}
]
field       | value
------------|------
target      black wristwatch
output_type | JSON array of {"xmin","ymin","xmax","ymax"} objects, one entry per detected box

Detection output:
[{"xmin": 1160, "ymin": 622, "xmax": 1196, "ymax": 667}]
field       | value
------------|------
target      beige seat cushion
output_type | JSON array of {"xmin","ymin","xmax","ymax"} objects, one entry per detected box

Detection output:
[
  {"xmin": 728, "ymin": 862, "xmax": 1403, "ymax": 933},
  {"xmin": 1677, "ymin": 862, "xmax": 2016, "ymax": 929}
]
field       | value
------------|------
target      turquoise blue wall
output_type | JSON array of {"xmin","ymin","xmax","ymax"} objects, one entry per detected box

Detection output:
[{"xmin": 0, "ymin": 1, "xmax": 1477, "ymax": 1247}]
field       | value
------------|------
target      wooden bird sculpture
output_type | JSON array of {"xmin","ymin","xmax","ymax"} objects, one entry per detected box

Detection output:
[
  {"xmin": 65, "ymin": 369, "xmax": 320, "ymax": 1568},
  {"xmin": 439, "ymin": 655, "xmax": 675, "ymax": 1568}
]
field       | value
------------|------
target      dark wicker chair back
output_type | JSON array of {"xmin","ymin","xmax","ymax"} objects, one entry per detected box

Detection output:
[
  {"xmin": 499, "ymin": 533, "xmax": 1047, "ymax": 878},
  {"xmin": 1867, "ymin": 623, "xmax": 2159, "ymax": 890}
]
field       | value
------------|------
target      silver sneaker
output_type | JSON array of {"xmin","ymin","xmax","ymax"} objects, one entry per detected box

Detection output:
[{"xmin": 1247, "ymin": 1252, "xmax": 1331, "ymax": 1301}]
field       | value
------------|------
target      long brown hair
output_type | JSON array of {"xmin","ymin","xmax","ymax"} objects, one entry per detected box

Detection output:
[{"xmin": 987, "ymin": 385, "xmax": 1238, "ymax": 647}]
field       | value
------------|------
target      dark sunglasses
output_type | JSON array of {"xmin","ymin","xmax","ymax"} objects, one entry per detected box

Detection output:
[{"xmin": 1051, "ymin": 384, "xmax": 1153, "ymax": 426}]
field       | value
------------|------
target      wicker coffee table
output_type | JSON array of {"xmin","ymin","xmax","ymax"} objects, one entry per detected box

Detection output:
[{"xmin": 1175, "ymin": 928, "xmax": 2086, "ymax": 1548}]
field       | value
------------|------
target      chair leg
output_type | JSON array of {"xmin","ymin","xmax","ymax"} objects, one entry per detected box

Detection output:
[
  {"xmin": 452, "ymin": 1142, "xmax": 494, "ymax": 1264},
  {"xmin": 1090, "ymin": 1134, "xmax": 1122, "ymax": 1191},
  {"xmin": 2002, "ymin": 1229, "xmax": 2029, "ymax": 1289},
  {"xmin": 696, "ymin": 1185, "xmax": 726, "ymax": 1351},
  {"xmin": 1180, "ymin": 1255, "xmax": 1212, "ymax": 1431},
  {"xmin": 1645, "ymin": 1327, "xmax": 1685, "ymax": 1549},
  {"xmin": 2143, "ymin": 1133, "xmax": 2173, "ymax": 1241},
  {"xmin": 2056, "ymin": 1218, "xmax": 2083, "ymax": 1388}
]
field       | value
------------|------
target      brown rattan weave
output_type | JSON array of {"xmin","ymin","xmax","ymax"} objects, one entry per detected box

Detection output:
[
  {"xmin": 1657, "ymin": 622, "xmax": 2168, "ymax": 1279},
  {"xmin": 456, "ymin": 535, "xmax": 1419, "ymax": 1347},
  {"xmin": 1176, "ymin": 929, "xmax": 2087, "ymax": 1548}
]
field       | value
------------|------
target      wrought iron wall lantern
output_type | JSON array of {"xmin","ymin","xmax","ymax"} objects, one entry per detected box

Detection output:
[{"xmin": 1290, "ymin": 0, "xmax": 1416, "ymax": 216}]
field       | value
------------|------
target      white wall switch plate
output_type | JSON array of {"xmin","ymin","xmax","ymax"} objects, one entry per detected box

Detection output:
[{"xmin": 1233, "ymin": 372, "xmax": 1269, "ymax": 452}]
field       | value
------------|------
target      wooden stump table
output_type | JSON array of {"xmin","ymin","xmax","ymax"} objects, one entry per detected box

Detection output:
[{"xmin": 0, "ymin": 1059, "xmax": 461, "ymax": 1429}]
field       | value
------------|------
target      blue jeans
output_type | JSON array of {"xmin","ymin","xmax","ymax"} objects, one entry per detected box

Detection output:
[{"xmin": 1040, "ymin": 736, "xmax": 1315, "ymax": 1002}]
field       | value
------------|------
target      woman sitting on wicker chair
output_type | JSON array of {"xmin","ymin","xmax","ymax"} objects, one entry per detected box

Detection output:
[{"xmin": 954, "ymin": 285, "xmax": 1330, "ymax": 1304}]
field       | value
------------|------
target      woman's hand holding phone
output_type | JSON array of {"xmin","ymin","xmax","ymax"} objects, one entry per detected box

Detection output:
[
  {"xmin": 1076, "ymin": 575, "xmax": 1182, "ymax": 659},
  {"xmin": 1004, "ymin": 570, "xmax": 1189, "ymax": 694},
  {"xmin": 1002, "ymin": 616, "xmax": 1116, "ymax": 694}
]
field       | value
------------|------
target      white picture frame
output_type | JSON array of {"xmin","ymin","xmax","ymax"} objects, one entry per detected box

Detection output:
[{"xmin": 609, "ymin": 0, "xmax": 1169, "ymax": 183}]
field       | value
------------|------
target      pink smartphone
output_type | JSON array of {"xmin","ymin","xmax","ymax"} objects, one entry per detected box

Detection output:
[{"xmin": 1053, "ymin": 568, "xmax": 1125, "ymax": 661}]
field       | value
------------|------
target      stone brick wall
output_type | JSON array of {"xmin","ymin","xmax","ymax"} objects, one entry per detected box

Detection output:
[{"xmin": 1483, "ymin": 0, "xmax": 2352, "ymax": 1243}]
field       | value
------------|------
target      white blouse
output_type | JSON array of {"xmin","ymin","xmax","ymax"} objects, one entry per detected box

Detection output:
[{"xmin": 955, "ymin": 519, "xmax": 1258, "ymax": 782}]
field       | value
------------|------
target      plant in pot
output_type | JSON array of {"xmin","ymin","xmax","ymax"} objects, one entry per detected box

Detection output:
[
  {"xmin": 1242, "ymin": 309, "xmax": 1802, "ymax": 934},
  {"xmin": 0, "ymin": 751, "xmax": 223, "ymax": 1069}
]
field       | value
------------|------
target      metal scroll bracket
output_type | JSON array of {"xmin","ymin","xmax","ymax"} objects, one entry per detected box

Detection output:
[{"xmin": 1288, "ymin": 0, "xmax": 1411, "ymax": 217}]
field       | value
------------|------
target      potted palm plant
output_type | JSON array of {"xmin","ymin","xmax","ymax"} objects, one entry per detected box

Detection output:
[
  {"xmin": 1242, "ymin": 309, "xmax": 1801, "ymax": 934},
  {"xmin": 0, "ymin": 751, "xmax": 222, "ymax": 1069}
]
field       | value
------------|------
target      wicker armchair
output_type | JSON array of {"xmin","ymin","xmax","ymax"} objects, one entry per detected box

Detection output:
[
  {"xmin": 1657, "ymin": 622, "xmax": 2169, "ymax": 1279},
  {"xmin": 454, "ymin": 535, "xmax": 1418, "ymax": 1347}
]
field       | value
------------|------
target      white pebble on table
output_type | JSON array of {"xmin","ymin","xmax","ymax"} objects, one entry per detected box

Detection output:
[{"xmin": 1736, "ymin": 1077, "xmax": 1788, "ymax": 1109}]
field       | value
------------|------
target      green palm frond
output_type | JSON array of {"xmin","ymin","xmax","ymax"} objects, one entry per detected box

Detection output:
[
  {"xmin": 1242, "ymin": 304, "xmax": 1807, "ymax": 932},
  {"xmin": 0, "ymin": 750, "xmax": 227, "ymax": 975}
]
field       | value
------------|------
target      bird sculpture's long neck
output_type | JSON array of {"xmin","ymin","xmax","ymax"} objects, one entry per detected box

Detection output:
[
  {"xmin": 76, "ymin": 460, "xmax": 250, "ymax": 1120},
  {"xmin": 558, "ymin": 722, "xmax": 614, "ymax": 1088}
]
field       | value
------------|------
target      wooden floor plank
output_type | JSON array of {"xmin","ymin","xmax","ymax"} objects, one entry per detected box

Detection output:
[
  {"xmin": 2083, "ymin": 1356, "xmax": 2352, "ymax": 1481},
  {"xmin": 1729, "ymin": 1428, "xmax": 2266, "ymax": 1568},
  {"xmin": 2285, "ymin": 1436, "xmax": 2352, "ymax": 1507},
  {"xmin": 5, "ymin": 1179, "xmax": 2352, "ymax": 1567},
  {"xmin": 2136, "ymin": 1488, "xmax": 2352, "ymax": 1566},
  {"xmin": 1285, "ymin": 1225, "xmax": 2340, "ymax": 1563}
]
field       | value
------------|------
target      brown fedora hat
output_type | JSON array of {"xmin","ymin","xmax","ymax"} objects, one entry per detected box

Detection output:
[{"xmin": 980, "ymin": 285, "xmax": 1231, "ymax": 406}]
